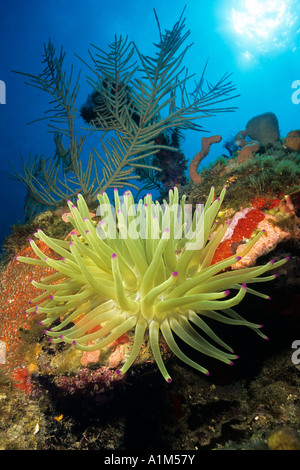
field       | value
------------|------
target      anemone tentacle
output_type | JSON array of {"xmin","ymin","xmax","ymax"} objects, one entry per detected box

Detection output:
[{"xmin": 17, "ymin": 187, "xmax": 287, "ymax": 382}]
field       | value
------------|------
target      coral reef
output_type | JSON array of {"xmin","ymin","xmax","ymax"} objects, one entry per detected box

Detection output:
[
  {"xmin": 1, "ymin": 345, "xmax": 300, "ymax": 450},
  {"xmin": 283, "ymin": 130, "xmax": 300, "ymax": 151},
  {"xmin": 2, "ymin": 99, "xmax": 300, "ymax": 450},
  {"xmin": 0, "ymin": 240, "xmax": 57, "ymax": 376},
  {"xmin": 185, "ymin": 137, "xmax": 300, "ymax": 211},
  {"xmin": 17, "ymin": 187, "xmax": 286, "ymax": 383}
]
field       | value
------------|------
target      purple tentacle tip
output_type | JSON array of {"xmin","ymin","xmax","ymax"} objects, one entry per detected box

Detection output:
[
  {"xmin": 116, "ymin": 369, "xmax": 121, "ymax": 375},
  {"xmin": 205, "ymin": 371, "xmax": 210, "ymax": 376},
  {"xmin": 72, "ymin": 340, "xmax": 77, "ymax": 346},
  {"xmin": 167, "ymin": 377, "xmax": 172, "ymax": 383}
]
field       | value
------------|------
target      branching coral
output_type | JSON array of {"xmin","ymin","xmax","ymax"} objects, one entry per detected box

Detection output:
[
  {"xmin": 11, "ymin": 8, "xmax": 238, "ymax": 219},
  {"xmin": 16, "ymin": 187, "xmax": 286, "ymax": 382}
]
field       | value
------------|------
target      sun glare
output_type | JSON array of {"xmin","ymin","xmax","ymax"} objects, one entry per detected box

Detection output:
[{"xmin": 227, "ymin": 0, "xmax": 299, "ymax": 60}]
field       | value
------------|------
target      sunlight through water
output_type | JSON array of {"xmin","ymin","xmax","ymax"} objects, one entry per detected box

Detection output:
[{"xmin": 223, "ymin": 0, "xmax": 300, "ymax": 64}]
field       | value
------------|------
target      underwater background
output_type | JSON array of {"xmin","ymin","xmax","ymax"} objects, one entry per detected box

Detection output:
[
  {"xmin": 1, "ymin": 0, "xmax": 300, "ymax": 248},
  {"xmin": 1, "ymin": 0, "xmax": 300, "ymax": 452}
]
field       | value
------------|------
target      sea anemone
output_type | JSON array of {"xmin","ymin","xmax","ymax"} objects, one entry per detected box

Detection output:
[{"xmin": 17, "ymin": 187, "xmax": 286, "ymax": 382}]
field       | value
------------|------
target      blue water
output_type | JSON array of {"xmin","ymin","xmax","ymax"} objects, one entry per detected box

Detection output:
[{"xmin": 1, "ymin": 0, "xmax": 300, "ymax": 250}]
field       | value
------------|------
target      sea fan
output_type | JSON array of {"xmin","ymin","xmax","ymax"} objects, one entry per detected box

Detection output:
[{"xmin": 11, "ymin": 8, "xmax": 238, "ymax": 219}]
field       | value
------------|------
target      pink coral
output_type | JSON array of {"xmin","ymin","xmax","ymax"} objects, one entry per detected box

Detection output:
[
  {"xmin": 109, "ymin": 344, "xmax": 125, "ymax": 369},
  {"xmin": 80, "ymin": 348, "xmax": 100, "ymax": 367},
  {"xmin": 80, "ymin": 332, "xmax": 130, "ymax": 368}
]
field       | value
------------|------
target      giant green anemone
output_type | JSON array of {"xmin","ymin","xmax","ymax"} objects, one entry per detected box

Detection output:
[{"xmin": 17, "ymin": 187, "xmax": 286, "ymax": 382}]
